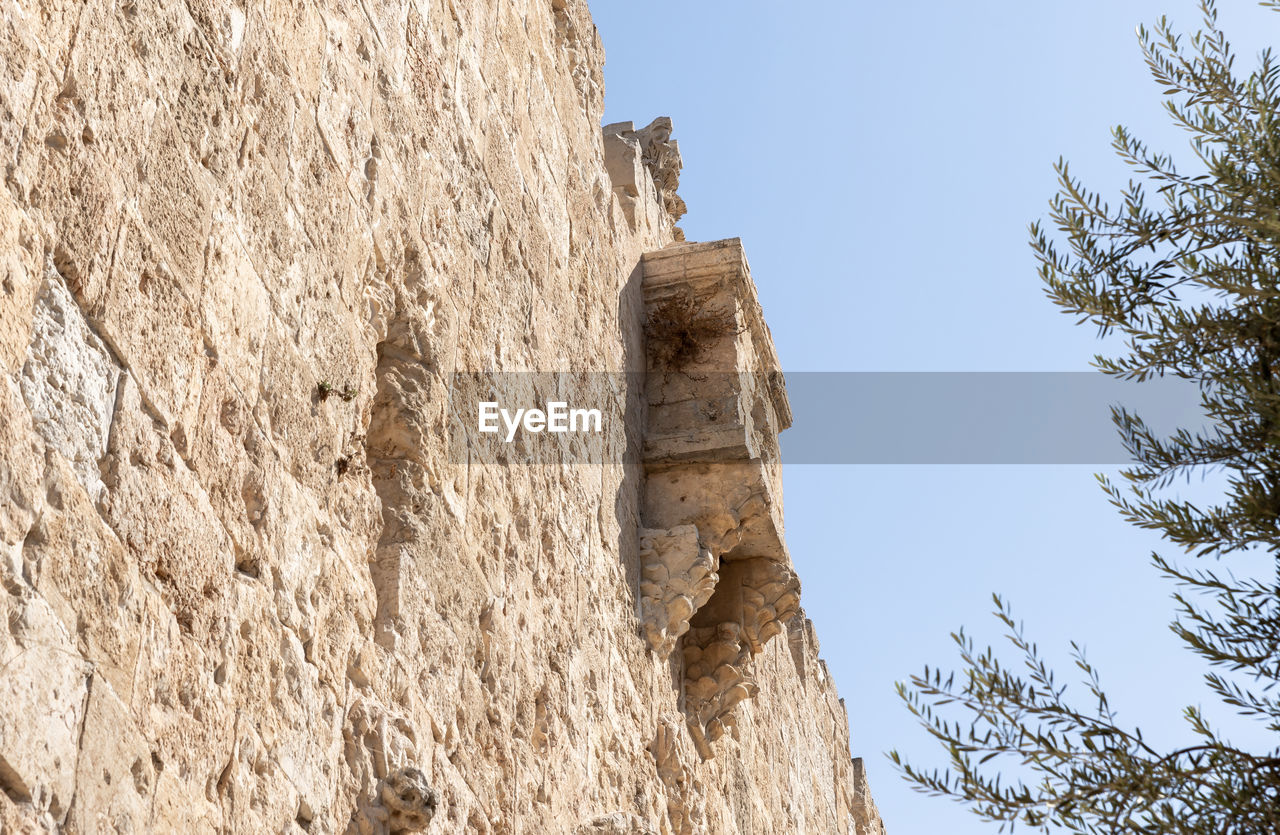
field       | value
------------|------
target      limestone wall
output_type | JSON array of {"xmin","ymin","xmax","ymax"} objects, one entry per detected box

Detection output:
[{"xmin": 0, "ymin": 0, "xmax": 884, "ymax": 832}]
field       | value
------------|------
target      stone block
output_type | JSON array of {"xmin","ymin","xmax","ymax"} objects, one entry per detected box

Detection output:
[
  {"xmin": 18, "ymin": 273, "xmax": 119, "ymax": 502},
  {"xmin": 68, "ymin": 676, "xmax": 154, "ymax": 833},
  {"xmin": 0, "ymin": 589, "xmax": 88, "ymax": 821}
]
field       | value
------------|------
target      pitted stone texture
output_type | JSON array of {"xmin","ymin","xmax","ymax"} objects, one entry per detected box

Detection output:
[
  {"xmin": 0, "ymin": 587, "xmax": 88, "ymax": 823},
  {"xmin": 575, "ymin": 810, "xmax": 659, "ymax": 834},
  {"xmin": 379, "ymin": 767, "xmax": 438, "ymax": 833},
  {"xmin": 69, "ymin": 675, "xmax": 154, "ymax": 834},
  {"xmin": 18, "ymin": 272, "xmax": 118, "ymax": 502},
  {"xmin": 0, "ymin": 0, "xmax": 883, "ymax": 833}
]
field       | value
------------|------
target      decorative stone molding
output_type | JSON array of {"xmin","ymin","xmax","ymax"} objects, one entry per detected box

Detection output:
[
  {"xmin": 740, "ymin": 562, "xmax": 801, "ymax": 655},
  {"xmin": 630, "ymin": 117, "xmax": 687, "ymax": 223},
  {"xmin": 639, "ymin": 525, "xmax": 719, "ymax": 657},
  {"xmin": 604, "ymin": 117, "xmax": 687, "ymax": 239},
  {"xmin": 682, "ymin": 621, "xmax": 757, "ymax": 758},
  {"xmin": 641, "ymin": 240, "xmax": 791, "ymax": 566},
  {"xmin": 680, "ymin": 558, "xmax": 799, "ymax": 756}
]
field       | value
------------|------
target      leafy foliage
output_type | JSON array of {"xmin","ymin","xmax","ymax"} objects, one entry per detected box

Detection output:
[{"xmin": 894, "ymin": 3, "xmax": 1280, "ymax": 831}]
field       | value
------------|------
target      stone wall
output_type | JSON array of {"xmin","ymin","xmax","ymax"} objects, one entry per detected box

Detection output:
[{"xmin": 0, "ymin": 0, "xmax": 884, "ymax": 832}]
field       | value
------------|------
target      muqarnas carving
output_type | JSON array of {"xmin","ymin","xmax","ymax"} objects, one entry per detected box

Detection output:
[
  {"xmin": 638, "ymin": 240, "xmax": 802, "ymax": 759},
  {"xmin": 682, "ymin": 621, "xmax": 757, "ymax": 758},
  {"xmin": 680, "ymin": 558, "xmax": 800, "ymax": 758},
  {"xmin": 640, "ymin": 525, "xmax": 719, "ymax": 657},
  {"xmin": 741, "ymin": 563, "xmax": 800, "ymax": 654}
]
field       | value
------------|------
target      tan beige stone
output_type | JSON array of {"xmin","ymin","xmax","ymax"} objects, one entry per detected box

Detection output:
[{"xmin": 0, "ymin": 0, "xmax": 885, "ymax": 832}]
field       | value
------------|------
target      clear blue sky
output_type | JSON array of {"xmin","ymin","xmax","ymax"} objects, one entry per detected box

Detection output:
[{"xmin": 594, "ymin": 2, "xmax": 1278, "ymax": 832}]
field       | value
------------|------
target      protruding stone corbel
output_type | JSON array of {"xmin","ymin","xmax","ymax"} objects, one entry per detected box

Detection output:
[
  {"xmin": 638, "ymin": 238, "xmax": 801, "ymax": 759},
  {"xmin": 641, "ymin": 239, "xmax": 791, "ymax": 556},
  {"xmin": 639, "ymin": 525, "xmax": 719, "ymax": 657}
]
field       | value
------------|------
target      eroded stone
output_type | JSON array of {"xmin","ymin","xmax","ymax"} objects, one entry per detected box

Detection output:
[{"xmin": 0, "ymin": 2, "xmax": 884, "ymax": 833}]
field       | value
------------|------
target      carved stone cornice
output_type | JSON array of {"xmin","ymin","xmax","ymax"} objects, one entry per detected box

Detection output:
[
  {"xmin": 740, "ymin": 562, "xmax": 800, "ymax": 655},
  {"xmin": 641, "ymin": 239, "xmax": 791, "ymax": 436},
  {"xmin": 679, "ymin": 557, "xmax": 800, "ymax": 755},
  {"xmin": 630, "ymin": 117, "xmax": 687, "ymax": 223}
]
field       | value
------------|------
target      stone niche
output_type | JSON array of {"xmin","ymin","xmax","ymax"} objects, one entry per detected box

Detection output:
[{"xmin": 638, "ymin": 239, "xmax": 800, "ymax": 758}]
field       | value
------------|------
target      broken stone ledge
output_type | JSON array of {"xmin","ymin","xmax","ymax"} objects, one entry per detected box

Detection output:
[{"xmin": 604, "ymin": 117, "xmax": 687, "ymax": 241}]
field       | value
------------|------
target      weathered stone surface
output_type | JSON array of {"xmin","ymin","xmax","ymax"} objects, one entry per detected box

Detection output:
[
  {"xmin": 576, "ymin": 810, "xmax": 660, "ymax": 835},
  {"xmin": 18, "ymin": 272, "xmax": 119, "ymax": 502},
  {"xmin": 639, "ymin": 525, "xmax": 718, "ymax": 657},
  {"xmin": 605, "ymin": 118, "xmax": 687, "ymax": 238},
  {"xmin": 0, "ymin": 0, "xmax": 884, "ymax": 833},
  {"xmin": 68, "ymin": 675, "xmax": 154, "ymax": 834},
  {"xmin": 0, "ymin": 585, "xmax": 88, "ymax": 823},
  {"xmin": 853, "ymin": 757, "xmax": 889, "ymax": 835}
]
